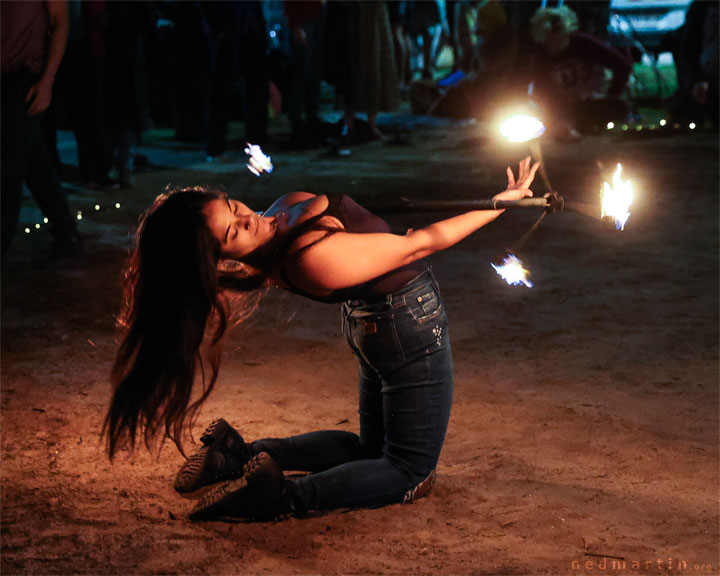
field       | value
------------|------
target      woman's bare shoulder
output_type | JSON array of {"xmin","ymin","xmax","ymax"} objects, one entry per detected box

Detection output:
[
  {"xmin": 266, "ymin": 193, "xmax": 341, "ymax": 232},
  {"xmin": 264, "ymin": 191, "xmax": 320, "ymax": 215}
]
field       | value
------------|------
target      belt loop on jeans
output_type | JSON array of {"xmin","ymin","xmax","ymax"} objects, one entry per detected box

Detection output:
[{"xmin": 341, "ymin": 302, "xmax": 351, "ymax": 332}]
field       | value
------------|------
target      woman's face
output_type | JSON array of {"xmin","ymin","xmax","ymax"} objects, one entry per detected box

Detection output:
[{"xmin": 203, "ymin": 197, "xmax": 277, "ymax": 260}]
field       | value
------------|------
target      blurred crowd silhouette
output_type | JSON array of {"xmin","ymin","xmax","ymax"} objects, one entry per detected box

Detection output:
[{"xmin": 1, "ymin": 0, "xmax": 718, "ymax": 259}]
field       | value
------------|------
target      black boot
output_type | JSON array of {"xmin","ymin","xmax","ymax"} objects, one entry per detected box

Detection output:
[
  {"xmin": 189, "ymin": 452, "xmax": 294, "ymax": 521},
  {"xmin": 174, "ymin": 418, "xmax": 252, "ymax": 494}
]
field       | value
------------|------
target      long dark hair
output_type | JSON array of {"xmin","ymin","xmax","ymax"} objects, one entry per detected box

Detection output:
[{"xmin": 103, "ymin": 187, "xmax": 267, "ymax": 459}]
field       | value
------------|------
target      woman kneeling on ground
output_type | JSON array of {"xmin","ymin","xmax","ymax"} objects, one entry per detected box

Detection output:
[{"xmin": 104, "ymin": 157, "xmax": 539, "ymax": 520}]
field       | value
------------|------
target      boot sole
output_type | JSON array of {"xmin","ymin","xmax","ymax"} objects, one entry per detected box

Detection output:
[
  {"xmin": 174, "ymin": 419, "xmax": 244, "ymax": 494},
  {"xmin": 189, "ymin": 452, "xmax": 287, "ymax": 521}
]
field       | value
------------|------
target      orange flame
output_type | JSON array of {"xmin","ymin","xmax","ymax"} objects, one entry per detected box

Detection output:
[{"xmin": 601, "ymin": 164, "xmax": 633, "ymax": 230}]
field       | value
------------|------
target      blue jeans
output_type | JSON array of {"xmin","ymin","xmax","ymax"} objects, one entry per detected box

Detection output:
[{"xmin": 254, "ymin": 268, "xmax": 454, "ymax": 512}]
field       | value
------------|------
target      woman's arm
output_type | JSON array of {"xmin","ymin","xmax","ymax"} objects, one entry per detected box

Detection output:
[{"xmin": 285, "ymin": 158, "xmax": 539, "ymax": 294}]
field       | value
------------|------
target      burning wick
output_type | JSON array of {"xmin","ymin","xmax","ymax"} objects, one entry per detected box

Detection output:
[
  {"xmin": 499, "ymin": 114, "xmax": 546, "ymax": 143},
  {"xmin": 491, "ymin": 253, "xmax": 533, "ymax": 288},
  {"xmin": 601, "ymin": 163, "xmax": 633, "ymax": 230},
  {"xmin": 245, "ymin": 143, "xmax": 273, "ymax": 176}
]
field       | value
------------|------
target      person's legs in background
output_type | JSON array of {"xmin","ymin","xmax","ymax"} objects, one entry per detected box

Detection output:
[
  {"xmin": 1, "ymin": 71, "xmax": 40, "ymax": 257},
  {"xmin": 205, "ymin": 34, "xmax": 233, "ymax": 159},
  {"xmin": 304, "ymin": 15, "xmax": 326, "ymax": 137},
  {"xmin": 113, "ymin": 129, "xmax": 137, "ymax": 187},
  {"xmin": 1, "ymin": 70, "xmax": 79, "ymax": 258},
  {"xmin": 25, "ymin": 132, "xmax": 80, "ymax": 251},
  {"xmin": 240, "ymin": 30, "xmax": 270, "ymax": 148},
  {"xmin": 286, "ymin": 25, "xmax": 312, "ymax": 147}
]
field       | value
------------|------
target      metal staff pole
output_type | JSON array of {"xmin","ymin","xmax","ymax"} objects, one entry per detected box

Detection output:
[{"xmin": 376, "ymin": 192, "xmax": 564, "ymax": 214}]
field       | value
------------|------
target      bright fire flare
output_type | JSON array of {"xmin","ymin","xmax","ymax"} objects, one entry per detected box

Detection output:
[
  {"xmin": 499, "ymin": 114, "xmax": 546, "ymax": 143},
  {"xmin": 601, "ymin": 163, "xmax": 633, "ymax": 230},
  {"xmin": 245, "ymin": 143, "xmax": 273, "ymax": 176},
  {"xmin": 491, "ymin": 253, "xmax": 533, "ymax": 288}
]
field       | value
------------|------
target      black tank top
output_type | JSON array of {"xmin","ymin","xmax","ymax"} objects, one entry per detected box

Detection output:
[{"xmin": 279, "ymin": 194, "xmax": 425, "ymax": 303}]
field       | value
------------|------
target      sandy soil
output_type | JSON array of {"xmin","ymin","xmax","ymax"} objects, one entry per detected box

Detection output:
[{"xmin": 1, "ymin": 118, "xmax": 718, "ymax": 575}]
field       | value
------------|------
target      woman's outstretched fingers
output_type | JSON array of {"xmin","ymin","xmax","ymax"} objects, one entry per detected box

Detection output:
[
  {"xmin": 507, "ymin": 166, "xmax": 516, "ymax": 187},
  {"xmin": 522, "ymin": 161, "xmax": 540, "ymax": 187},
  {"xmin": 517, "ymin": 157, "xmax": 530, "ymax": 181}
]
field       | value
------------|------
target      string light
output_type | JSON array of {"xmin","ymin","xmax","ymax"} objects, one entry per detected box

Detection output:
[
  {"xmin": 622, "ymin": 125, "xmax": 628, "ymax": 131},
  {"xmin": 659, "ymin": 119, "xmax": 667, "ymax": 127},
  {"xmin": 22, "ymin": 200, "xmax": 126, "ymax": 236},
  {"xmin": 689, "ymin": 122, "xmax": 696, "ymax": 130},
  {"xmin": 606, "ymin": 121, "xmax": 615, "ymax": 130}
]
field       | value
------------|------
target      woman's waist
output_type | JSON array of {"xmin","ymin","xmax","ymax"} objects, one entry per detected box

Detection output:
[{"xmin": 345, "ymin": 267, "xmax": 440, "ymax": 315}]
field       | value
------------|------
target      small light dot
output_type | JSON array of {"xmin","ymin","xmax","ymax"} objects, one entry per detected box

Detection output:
[
  {"xmin": 636, "ymin": 125, "xmax": 642, "ymax": 131},
  {"xmin": 76, "ymin": 214, "xmax": 83, "ymax": 220},
  {"xmin": 115, "ymin": 202, "xmax": 121, "ymax": 209},
  {"xmin": 94, "ymin": 204, "xmax": 100, "ymax": 211},
  {"xmin": 659, "ymin": 119, "xmax": 667, "ymax": 126},
  {"xmin": 35, "ymin": 223, "xmax": 41, "ymax": 229},
  {"xmin": 689, "ymin": 122, "xmax": 696, "ymax": 130},
  {"xmin": 24, "ymin": 228, "xmax": 31, "ymax": 234},
  {"xmin": 606, "ymin": 121, "xmax": 615, "ymax": 130},
  {"xmin": 43, "ymin": 217, "xmax": 49, "ymax": 224},
  {"xmin": 622, "ymin": 125, "xmax": 628, "ymax": 131}
]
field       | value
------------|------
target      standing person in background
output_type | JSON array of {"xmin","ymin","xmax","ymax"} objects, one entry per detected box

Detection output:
[
  {"xmin": 673, "ymin": 0, "xmax": 719, "ymax": 126},
  {"xmin": 408, "ymin": 0, "xmax": 444, "ymax": 80},
  {"xmin": 449, "ymin": 0, "xmax": 479, "ymax": 74},
  {"xmin": 106, "ymin": 1, "xmax": 152, "ymax": 188},
  {"xmin": 388, "ymin": 1, "xmax": 413, "ymax": 92},
  {"xmin": 326, "ymin": 1, "xmax": 399, "ymax": 150},
  {"xmin": 284, "ymin": 0, "xmax": 327, "ymax": 149},
  {"xmin": 172, "ymin": 2, "xmax": 210, "ymax": 143},
  {"xmin": 203, "ymin": 1, "xmax": 269, "ymax": 161},
  {"xmin": 59, "ymin": 0, "xmax": 113, "ymax": 188},
  {"xmin": 1, "ymin": 0, "xmax": 81, "ymax": 261}
]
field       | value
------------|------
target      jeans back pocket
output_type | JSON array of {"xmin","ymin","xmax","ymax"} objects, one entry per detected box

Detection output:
[{"xmin": 404, "ymin": 284, "xmax": 443, "ymax": 323}]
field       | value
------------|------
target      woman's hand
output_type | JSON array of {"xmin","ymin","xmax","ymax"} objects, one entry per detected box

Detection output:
[{"xmin": 493, "ymin": 156, "xmax": 540, "ymax": 202}]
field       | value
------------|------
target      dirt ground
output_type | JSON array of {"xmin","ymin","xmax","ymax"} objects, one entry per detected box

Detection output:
[{"xmin": 1, "ymin": 115, "xmax": 718, "ymax": 575}]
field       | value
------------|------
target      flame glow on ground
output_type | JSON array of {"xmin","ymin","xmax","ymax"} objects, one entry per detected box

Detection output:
[
  {"xmin": 491, "ymin": 253, "xmax": 533, "ymax": 288},
  {"xmin": 601, "ymin": 163, "xmax": 633, "ymax": 230},
  {"xmin": 499, "ymin": 115, "xmax": 546, "ymax": 143},
  {"xmin": 245, "ymin": 143, "xmax": 273, "ymax": 176}
]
